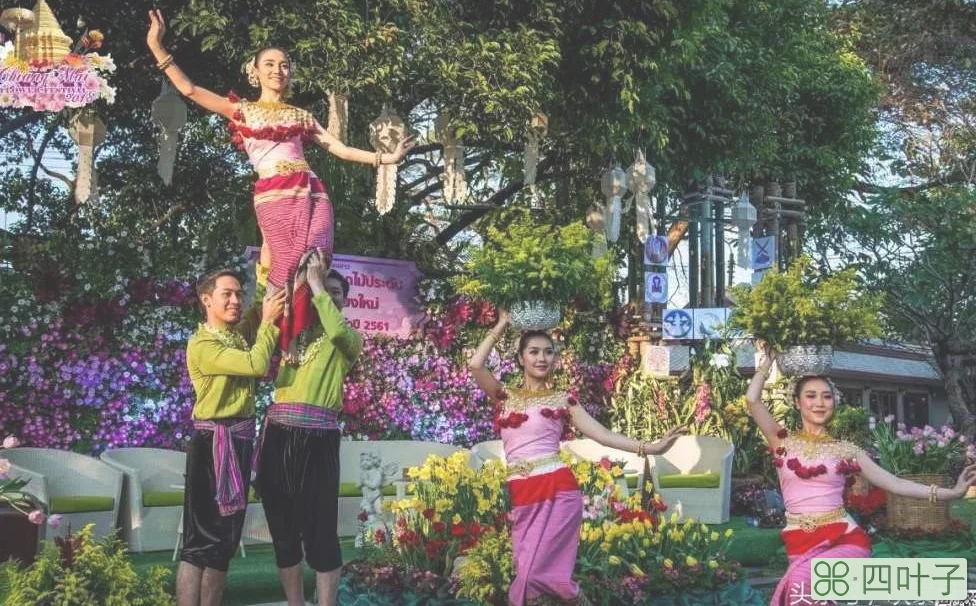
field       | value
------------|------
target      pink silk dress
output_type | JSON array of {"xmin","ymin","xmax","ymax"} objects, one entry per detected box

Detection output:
[
  {"xmin": 228, "ymin": 95, "xmax": 333, "ymax": 355},
  {"xmin": 498, "ymin": 388, "xmax": 586, "ymax": 606},
  {"xmin": 769, "ymin": 433, "xmax": 872, "ymax": 606}
]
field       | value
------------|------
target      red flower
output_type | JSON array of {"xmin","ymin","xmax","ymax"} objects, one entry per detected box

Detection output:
[
  {"xmin": 777, "ymin": 428, "xmax": 789, "ymax": 439},
  {"xmin": 786, "ymin": 458, "xmax": 801, "ymax": 471},
  {"xmin": 767, "ymin": 446, "xmax": 776, "ymax": 454},
  {"xmin": 816, "ymin": 464, "xmax": 828, "ymax": 474},
  {"xmin": 433, "ymin": 521, "xmax": 446, "ymax": 534},
  {"xmin": 796, "ymin": 468, "xmax": 810, "ymax": 479},
  {"xmin": 469, "ymin": 521, "xmax": 482, "ymax": 537},
  {"xmin": 373, "ymin": 529, "xmax": 386, "ymax": 543},
  {"xmin": 357, "ymin": 510, "xmax": 369, "ymax": 522},
  {"xmin": 422, "ymin": 508, "xmax": 435, "ymax": 520},
  {"xmin": 451, "ymin": 523, "xmax": 466, "ymax": 537},
  {"xmin": 599, "ymin": 457, "xmax": 612, "ymax": 471},
  {"xmin": 773, "ymin": 458, "xmax": 784, "ymax": 468},
  {"xmin": 567, "ymin": 395, "xmax": 579, "ymax": 406},
  {"xmin": 541, "ymin": 408, "xmax": 554, "ymax": 418}
]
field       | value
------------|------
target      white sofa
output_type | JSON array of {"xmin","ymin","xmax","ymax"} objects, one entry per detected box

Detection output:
[
  {"xmin": 469, "ymin": 439, "xmax": 506, "ymax": 468},
  {"xmin": 100, "ymin": 448, "xmax": 186, "ymax": 553},
  {"xmin": 337, "ymin": 440, "xmax": 466, "ymax": 536},
  {"xmin": 4, "ymin": 447, "xmax": 123, "ymax": 540},
  {"xmin": 650, "ymin": 435, "xmax": 733, "ymax": 524}
]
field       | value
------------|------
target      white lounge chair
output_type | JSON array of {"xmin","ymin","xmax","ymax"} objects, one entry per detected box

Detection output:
[{"xmin": 650, "ymin": 435, "xmax": 733, "ymax": 524}]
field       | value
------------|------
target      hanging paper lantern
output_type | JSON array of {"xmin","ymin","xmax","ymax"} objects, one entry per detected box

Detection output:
[
  {"xmin": 731, "ymin": 193, "xmax": 757, "ymax": 268},
  {"xmin": 369, "ymin": 105, "xmax": 406, "ymax": 215},
  {"xmin": 586, "ymin": 205, "xmax": 608, "ymax": 257},
  {"xmin": 0, "ymin": 8, "xmax": 35, "ymax": 59},
  {"xmin": 69, "ymin": 108, "xmax": 105, "ymax": 204},
  {"xmin": 436, "ymin": 113, "xmax": 467, "ymax": 203},
  {"xmin": 523, "ymin": 111, "xmax": 547, "ymax": 185},
  {"xmin": 600, "ymin": 164, "xmax": 628, "ymax": 243},
  {"xmin": 327, "ymin": 91, "xmax": 348, "ymax": 144},
  {"xmin": 627, "ymin": 150, "xmax": 656, "ymax": 244},
  {"xmin": 150, "ymin": 81, "xmax": 187, "ymax": 186}
]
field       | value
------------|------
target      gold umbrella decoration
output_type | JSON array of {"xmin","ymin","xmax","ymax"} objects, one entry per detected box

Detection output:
[
  {"xmin": 0, "ymin": 7, "xmax": 35, "ymax": 59},
  {"xmin": 326, "ymin": 91, "xmax": 348, "ymax": 144},
  {"xmin": 369, "ymin": 105, "xmax": 405, "ymax": 215},
  {"xmin": 151, "ymin": 81, "xmax": 187, "ymax": 186},
  {"xmin": 627, "ymin": 150, "xmax": 656, "ymax": 244},
  {"xmin": 435, "ymin": 113, "xmax": 466, "ymax": 203},
  {"xmin": 22, "ymin": 0, "xmax": 71, "ymax": 65},
  {"xmin": 69, "ymin": 108, "xmax": 106, "ymax": 204},
  {"xmin": 523, "ymin": 110, "xmax": 547, "ymax": 185}
]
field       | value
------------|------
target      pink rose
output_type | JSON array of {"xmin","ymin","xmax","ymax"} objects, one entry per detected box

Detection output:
[
  {"xmin": 3, "ymin": 435, "xmax": 20, "ymax": 449},
  {"xmin": 28, "ymin": 510, "xmax": 45, "ymax": 525},
  {"xmin": 48, "ymin": 514, "xmax": 63, "ymax": 528}
]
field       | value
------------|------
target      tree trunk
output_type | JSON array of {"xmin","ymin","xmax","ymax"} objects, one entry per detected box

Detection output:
[{"xmin": 932, "ymin": 344, "xmax": 976, "ymax": 438}]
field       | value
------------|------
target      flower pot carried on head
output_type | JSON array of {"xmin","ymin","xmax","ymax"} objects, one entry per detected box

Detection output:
[
  {"xmin": 778, "ymin": 345, "xmax": 833, "ymax": 376},
  {"xmin": 510, "ymin": 300, "xmax": 561, "ymax": 331},
  {"xmin": 885, "ymin": 473, "xmax": 950, "ymax": 533}
]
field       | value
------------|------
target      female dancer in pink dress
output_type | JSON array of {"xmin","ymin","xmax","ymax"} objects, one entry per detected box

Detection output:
[
  {"xmin": 469, "ymin": 310, "xmax": 687, "ymax": 606},
  {"xmin": 747, "ymin": 346, "xmax": 976, "ymax": 606},
  {"xmin": 146, "ymin": 10, "xmax": 414, "ymax": 356}
]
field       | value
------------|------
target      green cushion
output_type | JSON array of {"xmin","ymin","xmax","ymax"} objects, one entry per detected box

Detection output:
[
  {"xmin": 338, "ymin": 483, "xmax": 400, "ymax": 498},
  {"xmin": 658, "ymin": 472, "xmax": 721, "ymax": 489},
  {"xmin": 627, "ymin": 474, "xmax": 639, "ymax": 489},
  {"xmin": 143, "ymin": 491, "xmax": 184, "ymax": 507},
  {"xmin": 50, "ymin": 495, "xmax": 115, "ymax": 514},
  {"xmin": 248, "ymin": 487, "xmax": 260, "ymax": 504}
]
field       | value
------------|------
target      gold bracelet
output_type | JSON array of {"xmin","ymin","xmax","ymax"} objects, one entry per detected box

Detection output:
[
  {"xmin": 929, "ymin": 484, "xmax": 938, "ymax": 503},
  {"xmin": 157, "ymin": 54, "xmax": 174, "ymax": 71},
  {"xmin": 637, "ymin": 441, "xmax": 647, "ymax": 457}
]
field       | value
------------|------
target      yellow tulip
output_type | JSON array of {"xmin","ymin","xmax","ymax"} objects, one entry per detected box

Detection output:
[
  {"xmin": 608, "ymin": 555, "xmax": 622, "ymax": 565},
  {"xmin": 663, "ymin": 558, "xmax": 674, "ymax": 569},
  {"xmin": 686, "ymin": 555, "xmax": 698, "ymax": 567},
  {"xmin": 708, "ymin": 560, "xmax": 719, "ymax": 569},
  {"xmin": 630, "ymin": 564, "xmax": 646, "ymax": 577},
  {"xmin": 710, "ymin": 531, "xmax": 719, "ymax": 541},
  {"xmin": 642, "ymin": 538, "xmax": 651, "ymax": 548},
  {"xmin": 725, "ymin": 528, "xmax": 734, "ymax": 538}
]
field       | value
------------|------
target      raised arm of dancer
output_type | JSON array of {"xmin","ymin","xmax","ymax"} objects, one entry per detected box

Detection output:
[
  {"xmin": 310, "ymin": 121, "xmax": 416, "ymax": 166},
  {"xmin": 467, "ymin": 311, "xmax": 509, "ymax": 401},
  {"xmin": 146, "ymin": 10, "xmax": 236, "ymax": 119},
  {"xmin": 745, "ymin": 342, "xmax": 783, "ymax": 447},
  {"xmin": 568, "ymin": 404, "xmax": 688, "ymax": 455},
  {"xmin": 237, "ymin": 263, "xmax": 271, "ymax": 342},
  {"xmin": 857, "ymin": 457, "xmax": 976, "ymax": 502}
]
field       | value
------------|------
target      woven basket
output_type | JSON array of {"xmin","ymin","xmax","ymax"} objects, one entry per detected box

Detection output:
[
  {"xmin": 885, "ymin": 473, "xmax": 950, "ymax": 532},
  {"xmin": 848, "ymin": 474, "xmax": 872, "ymax": 496}
]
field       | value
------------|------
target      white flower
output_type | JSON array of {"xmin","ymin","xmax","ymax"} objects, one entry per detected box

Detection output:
[
  {"xmin": 884, "ymin": 414, "xmax": 895, "ymax": 424},
  {"xmin": 709, "ymin": 353, "xmax": 731, "ymax": 368},
  {"xmin": 868, "ymin": 416, "xmax": 876, "ymax": 430},
  {"xmin": 0, "ymin": 41, "xmax": 13, "ymax": 62}
]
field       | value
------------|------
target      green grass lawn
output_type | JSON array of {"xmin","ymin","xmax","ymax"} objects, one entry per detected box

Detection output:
[{"xmin": 129, "ymin": 539, "xmax": 359, "ymax": 606}]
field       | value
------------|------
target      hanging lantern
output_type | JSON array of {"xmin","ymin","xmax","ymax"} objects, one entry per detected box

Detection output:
[
  {"xmin": 731, "ymin": 193, "xmax": 757, "ymax": 268},
  {"xmin": 586, "ymin": 204, "xmax": 608, "ymax": 257},
  {"xmin": 627, "ymin": 150, "xmax": 656, "ymax": 244},
  {"xmin": 435, "ymin": 113, "xmax": 467, "ymax": 203},
  {"xmin": 523, "ymin": 111, "xmax": 547, "ymax": 185},
  {"xmin": 150, "ymin": 81, "xmax": 187, "ymax": 186},
  {"xmin": 326, "ymin": 91, "xmax": 348, "ymax": 144},
  {"xmin": 369, "ymin": 105, "xmax": 405, "ymax": 215},
  {"xmin": 600, "ymin": 164, "xmax": 628, "ymax": 243},
  {"xmin": 0, "ymin": 8, "xmax": 35, "ymax": 59},
  {"xmin": 69, "ymin": 108, "xmax": 105, "ymax": 205}
]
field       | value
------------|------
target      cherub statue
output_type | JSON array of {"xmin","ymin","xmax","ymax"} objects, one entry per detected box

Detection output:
[{"xmin": 358, "ymin": 451, "xmax": 400, "ymax": 521}]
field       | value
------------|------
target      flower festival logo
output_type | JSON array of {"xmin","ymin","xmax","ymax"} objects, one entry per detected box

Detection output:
[{"xmin": 0, "ymin": 0, "xmax": 116, "ymax": 112}]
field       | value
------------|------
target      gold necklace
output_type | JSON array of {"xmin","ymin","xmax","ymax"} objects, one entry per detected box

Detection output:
[
  {"xmin": 200, "ymin": 323, "xmax": 247, "ymax": 350},
  {"xmin": 792, "ymin": 429, "xmax": 837, "ymax": 443},
  {"xmin": 289, "ymin": 331, "xmax": 327, "ymax": 366},
  {"xmin": 252, "ymin": 99, "xmax": 292, "ymax": 110}
]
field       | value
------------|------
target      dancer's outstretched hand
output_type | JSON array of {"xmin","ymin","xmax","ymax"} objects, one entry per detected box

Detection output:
[
  {"xmin": 392, "ymin": 134, "xmax": 416, "ymax": 162},
  {"xmin": 646, "ymin": 425, "xmax": 690, "ymax": 455},
  {"xmin": 496, "ymin": 307, "xmax": 511, "ymax": 327},
  {"xmin": 147, "ymin": 9, "xmax": 167, "ymax": 52},
  {"xmin": 262, "ymin": 290, "xmax": 287, "ymax": 323},
  {"xmin": 951, "ymin": 461, "xmax": 976, "ymax": 498}
]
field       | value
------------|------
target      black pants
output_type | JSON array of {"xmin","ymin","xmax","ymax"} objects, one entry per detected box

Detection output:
[
  {"xmin": 257, "ymin": 423, "xmax": 342, "ymax": 572},
  {"xmin": 180, "ymin": 425, "xmax": 253, "ymax": 572}
]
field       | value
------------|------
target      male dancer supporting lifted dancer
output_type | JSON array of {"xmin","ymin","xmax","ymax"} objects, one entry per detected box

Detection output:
[
  {"xmin": 179, "ymin": 265, "xmax": 285, "ymax": 606},
  {"xmin": 255, "ymin": 251, "xmax": 363, "ymax": 606}
]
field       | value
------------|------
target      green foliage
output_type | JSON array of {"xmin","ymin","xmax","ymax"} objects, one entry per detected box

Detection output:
[
  {"xmin": 1, "ymin": 524, "xmax": 173, "ymax": 606},
  {"xmin": 871, "ymin": 420, "xmax": 968, "ymax": 476},
  {"xmin": 828, "ymin": 405, "xmax": 872, "ymax": 450},
  {"xmin": 727, "ymin": 256, "xmax": 882, "ymax": 351},
  {"xmin": 452, "ymin": 210, "xmax": 613, "ymax": 310}
]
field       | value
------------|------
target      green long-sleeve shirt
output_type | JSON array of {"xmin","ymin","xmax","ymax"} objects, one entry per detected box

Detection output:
[
  {"xmin": 186, "ymin": 266, "xmax": 279, "ymax": 420},
  {"xmin": 273, "ymin": 293, "xmax": 363, "ymax": 409}
]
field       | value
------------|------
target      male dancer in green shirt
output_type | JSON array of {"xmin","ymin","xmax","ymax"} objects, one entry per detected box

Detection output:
[
  {"xmin": 255, "ymin": 251, "xmax": 363, "ymax": 606},
  {"xmin": 179, "ymin": 266, "xmax": 285, "ymax": 606}
]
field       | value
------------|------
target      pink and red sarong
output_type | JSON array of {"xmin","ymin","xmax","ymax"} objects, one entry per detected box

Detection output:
[
  {"xmin": 253, "ymin": 172, "xmax": 333, "ymax": 354},
  {"xmin": 770, "ymin": 523, "xmax": 872, "ymax": 606},
  {"xmin": 508, "ymin": 466, "xmax": 586, "ymax": 605}
]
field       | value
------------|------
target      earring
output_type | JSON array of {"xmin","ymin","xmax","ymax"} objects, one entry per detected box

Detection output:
[{"xmin": 247, "ymin": 65, "xmax": 259, "ymax": 88}]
